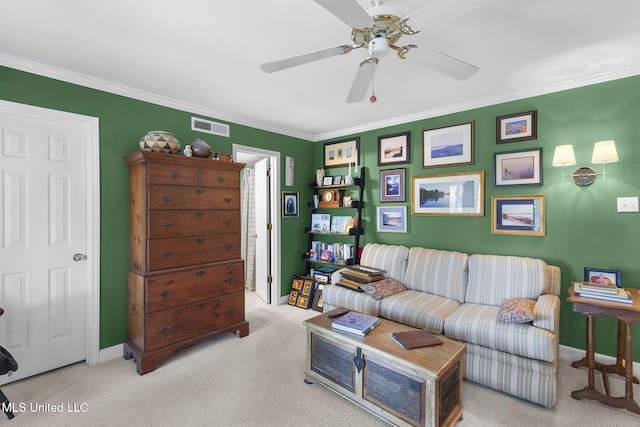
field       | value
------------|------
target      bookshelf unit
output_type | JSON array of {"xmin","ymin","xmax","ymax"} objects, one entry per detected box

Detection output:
[{"xmin": 303, "ymin": 167, "xmax": 365, "ymax": 274}]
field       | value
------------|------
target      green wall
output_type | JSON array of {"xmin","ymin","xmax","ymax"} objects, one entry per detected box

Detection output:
[
  {"xmin": 3, "ymin": 64, "xmax": 639, "ymax": 361},
  {"xmin": 0, "ymin": 66, "xmax": 312, "ymax": 348},
  {"xmin": 315, "ymin": 75, "xmax": 640, "ymax": 361}
]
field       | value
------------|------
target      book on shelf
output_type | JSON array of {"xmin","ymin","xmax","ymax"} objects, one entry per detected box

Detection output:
[
  {"xmin": 573, "ymin": 282, "xmax": 633, "ymax": 304},
  {"xmin": 310, "ymin": 213, "xmax": 331, "ymax": 233},
  {"xmin": 331, "ymin": 311, "xmax": 380, "ymax": 336},
  {"xmin": 390, "ymin": 330, "xmax": 443, "ymax": 349},
  {"xmin": 330, "ymin": 216, "xmax": 351, "ymax": 234}
]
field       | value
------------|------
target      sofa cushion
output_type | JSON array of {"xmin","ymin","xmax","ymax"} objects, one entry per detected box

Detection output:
[
  {"xmin": 321, "ymin": 284, "xmax": 381, "ymax": 316},
  {"xmin": 380, "ymin": 290, "xmax": 461, "ymax": 335},
  {"xmin": 403, "ymin": 247, "xmax": 469, "ymax": 303},
  {"xmin": 444, "ymin": 303, "xmax": 557, "ymax": 362},
  {"xmin": 360, "ymin": 243, "xmax": 410, "ymax": 282},
  {"xmin": 497, "ymin": 298, "xmax": 536, "ymax": 323},
  {"xmin": 360, "ymin": 278, "xmax": 406, "ymax": 300},
  {"xmin": 465, "ymin": 254, "xmax": 546, "ymax": 306}
]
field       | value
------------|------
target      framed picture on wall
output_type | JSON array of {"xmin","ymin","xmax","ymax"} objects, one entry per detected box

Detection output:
[
  {"xmin": 422, "ymin": 121, "xmax": 474, "ymax": 168},
  {"xmin": 282, "ymin": 192, "xmax": 298, "ymax": 217},
  {"xmin": 376, "ymin": 206, "xmax": 407, "ymax": 233},
  {"xmin": 491, "ymin": 195, "xmax": 545, "ymax": 236},
  {"xmin": 496, "ymin": 110, "xmax": 537, "ymax": 143},
  {"xmin": 494, "ymin": 148, "xmax": 542, "ymax": 186},
  {"xmin": 380, "ymin": 168, "xmax": 405, "ymax": 202},
  {"xmin": 378, "ymin": 132, "xmax": 410, "ymax": 165},
  {"xmin": 411, "ymin": 170, "xmax": 484, "ymax": 216},
  {"xmin": 323, "ymin": 137, "xmax": 359, "ymax": 168}
]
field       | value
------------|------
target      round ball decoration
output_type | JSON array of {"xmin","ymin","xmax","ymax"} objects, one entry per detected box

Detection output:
[{"xmin": 140, "ymin": 131, "xmax": 180, "ymax": 154}]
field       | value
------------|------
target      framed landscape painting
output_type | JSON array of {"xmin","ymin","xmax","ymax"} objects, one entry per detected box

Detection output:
[
  {"xmin": 323, "ymin": 137, "xmax": 359, "ymax": 168},
  {"xmin": 376, "ymin": 206, "xmax": 407, "ymax": 233},
  {"xmin": 422, "ymin": 121, "xmax": 474, "ymax": 168},
  {"xmin": 379, "ymin": 168, "xmax": 405, "ymax": 202},
  {"xmin": 411, "ymin": 171, "xmax": 484, "ymax": 216},
  {"xmin": 491, "ymin": 195, "xmax": 545, "ymax": 236},
  {"xmin": 496, "ymin": 110, "xmax": 537, "ymax": 143},
  {"xmin": 378, "ymin": 132, "xmax": 410, "ymax": 165},
  {"xmin": 494, "ymin": 148, "xmax": 542, "ymax": 186}
]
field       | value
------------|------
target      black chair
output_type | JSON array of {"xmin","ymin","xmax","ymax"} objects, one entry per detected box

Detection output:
[{"xmin": 0, "ymin": 307, "xmax": 16, "ymax": 419}]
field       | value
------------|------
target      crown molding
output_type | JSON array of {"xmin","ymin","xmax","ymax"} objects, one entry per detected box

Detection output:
[{"xmin": 0, "ymin": 53, "xmax": 316, "ymax": 142}]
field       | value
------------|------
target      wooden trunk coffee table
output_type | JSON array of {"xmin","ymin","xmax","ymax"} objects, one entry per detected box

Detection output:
[{"xmin": 304, "ymin": 309, "xmax": 465, "ymax": 427}]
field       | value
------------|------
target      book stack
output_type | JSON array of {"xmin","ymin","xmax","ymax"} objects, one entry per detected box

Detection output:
[
  {"xmin": 331, "ymin": 311, "xmax": 380, "ymax": 336},
  {"xmin": 573, "ymin": 281, "xmax": 633, "ymax": 304},
  {"xmin": 337, "ymin": 265, "xmax": 386, "ymax": 292}
]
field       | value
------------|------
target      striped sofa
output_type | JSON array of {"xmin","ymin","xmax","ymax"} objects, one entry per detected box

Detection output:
[{"xmin": 322, "ymin": 243, "xmax": 561, "ymax": 408}]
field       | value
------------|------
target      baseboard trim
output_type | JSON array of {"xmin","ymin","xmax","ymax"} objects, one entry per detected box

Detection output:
[
  {"xmin": 99, "ymin": 344, "xmax": 124, "ymax": 363},
  {"xmin": 559, "ymin": 344, "xmax": 640, "ymax": 373}
]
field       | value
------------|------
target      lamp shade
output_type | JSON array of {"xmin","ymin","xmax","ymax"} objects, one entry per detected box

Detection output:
[
  {"xmin": 591, "ymin": 140, "xmax": 618, "ymax": 163},
  {"xmin": 552, "ymin": 145, "xmax": 576, "ymax": 166}
]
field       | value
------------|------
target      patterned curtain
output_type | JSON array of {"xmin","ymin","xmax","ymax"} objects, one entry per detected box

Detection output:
[{"xmin": 241, "ymin": 167, "xmax": 256, "ymax": 290}]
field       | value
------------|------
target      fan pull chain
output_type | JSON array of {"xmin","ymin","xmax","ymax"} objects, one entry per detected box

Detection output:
[{"xmin": 370, "ymin": 61, "xmax": 377, "ymax": 103}]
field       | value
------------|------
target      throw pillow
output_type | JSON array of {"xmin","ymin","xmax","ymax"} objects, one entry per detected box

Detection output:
[
  {"xmin": 497, "ymin": 297, "xmax": 536, "ymax": 323},
  {"xmin": 360, "ymin": 278, "xmax": 406, "ymax": 300}
]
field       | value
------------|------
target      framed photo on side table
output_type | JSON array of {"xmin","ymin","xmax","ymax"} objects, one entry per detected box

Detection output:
[
  {"xmin": 584, "ymin": 267, "xmax": 622, "ymax": 288},
  {"xmin": 422, "ymin": 121, "xmax": 474, "ymax": 168},
  {"xmin": 491, "ymin": 195, "xmax": 545, "ymax": 236},
  {"xmin": 378, "ymin": 132, "xmax": 410, "ymax": 165}
]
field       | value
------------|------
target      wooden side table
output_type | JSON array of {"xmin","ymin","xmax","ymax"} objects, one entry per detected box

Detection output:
[{"xmin": 567, "ymin": 286, "xmax": 640, "ymax": 415}]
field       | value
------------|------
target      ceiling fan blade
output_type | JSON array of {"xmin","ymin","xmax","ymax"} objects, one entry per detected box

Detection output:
[
  {"xmin": 346, "ymin": 58, "xmax": 377, "ymax": 103},
  {"xmin": 412, "ymin": 47, "xmax": 478, "ymax": 80},
  {"xmin": 403, "ymin": 0, "xmax": 495, "ymax": 29},
  {"xmin": 260, "ymin": 45, "xmax": 353, "ymax": 73},
  {"xmin": 314, "ymin": 0, "xmax": 373, "ymax": 29}
]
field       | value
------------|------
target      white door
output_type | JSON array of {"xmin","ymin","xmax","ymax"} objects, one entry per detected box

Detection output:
[
  {"xmin": 0, "ymin": 109, "xmax": 89, "ymax": 384},
  {"xmin": 254, "ymin": 158, "xmax": 271, "ymax": 303}
]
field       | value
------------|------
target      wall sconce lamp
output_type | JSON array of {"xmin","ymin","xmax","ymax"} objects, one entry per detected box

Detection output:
[{"xmin": 552, "ymin": 140, "xmax": 618, "ymax": 185}]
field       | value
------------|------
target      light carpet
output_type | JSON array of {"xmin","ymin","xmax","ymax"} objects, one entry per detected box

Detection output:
[{"xmin": 1, "ymin": 303, "xmax": 639, "ymax": 426}]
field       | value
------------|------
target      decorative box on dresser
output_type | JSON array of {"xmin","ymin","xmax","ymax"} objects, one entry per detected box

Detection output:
[{"xmin": 123, "ymin": 150, "xmax": 249, "ymax": 375}]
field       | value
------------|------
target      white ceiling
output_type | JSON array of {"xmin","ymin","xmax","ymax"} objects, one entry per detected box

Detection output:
[{"xmin": 1, "ymin": 0, "xmax": 639, "ymax": 141}]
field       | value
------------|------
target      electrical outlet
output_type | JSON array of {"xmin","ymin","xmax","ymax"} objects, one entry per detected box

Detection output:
[{"xmin": 617, "ymin": 197, "xmax": 639, "ymax": 212}]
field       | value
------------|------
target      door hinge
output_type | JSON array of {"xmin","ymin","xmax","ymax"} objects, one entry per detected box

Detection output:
[
  {"xmin": 267, "ymin": 276, "xmax": 273, "ymax": 283},
  {"xmin": 267, "ymin": 223, "xmax": 273, "ymax": 230},
  {"xmin": 266, "ymin": 168, "xmax": 271, "ymax": 177}
]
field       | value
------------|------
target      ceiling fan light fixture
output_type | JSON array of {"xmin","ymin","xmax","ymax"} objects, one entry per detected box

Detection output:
[{"xmin": 369, "ymin": 36, "xmax": 389, "ymax": 58}]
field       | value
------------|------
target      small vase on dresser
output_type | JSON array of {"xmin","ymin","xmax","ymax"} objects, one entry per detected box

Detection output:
[{"xmin": 123, "ymin": 150, "xmax": 249, "ymax": 375}]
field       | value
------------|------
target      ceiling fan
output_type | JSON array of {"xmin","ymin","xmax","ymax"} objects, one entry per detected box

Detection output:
[{"xmin": 260, "ymin": 0, "xmax": 491, "ymax": 103}]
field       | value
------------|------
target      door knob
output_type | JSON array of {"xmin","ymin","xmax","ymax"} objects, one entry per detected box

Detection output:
[{"xmin": 73, "ymin": 253, "xmax": 86, "ymax": 261}]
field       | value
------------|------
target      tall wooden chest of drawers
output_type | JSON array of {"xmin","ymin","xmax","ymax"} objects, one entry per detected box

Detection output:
[{"xmin": 123, "ymin": 150, "xmax": 249, "ymax": 375}]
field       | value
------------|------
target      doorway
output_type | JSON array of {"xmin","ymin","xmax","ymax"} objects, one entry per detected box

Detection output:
[
  {"xmin": 0, "ymin": 100, "xmax": 100, "ymax": 385},
  {"xmin": 233, "ymin": 144, "xmax": 281, "ymax": 308}
]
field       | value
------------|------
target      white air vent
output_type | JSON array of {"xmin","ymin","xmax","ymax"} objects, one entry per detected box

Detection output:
[{"xmin": 191, "ymin": 117, "xmax": 230, "ymax": 137}]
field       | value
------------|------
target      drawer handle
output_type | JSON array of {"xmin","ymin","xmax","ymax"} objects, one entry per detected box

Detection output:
[
  {"xmin": 160, "ymin": 252, "xmax": 172, "ymax": 258},
  {"xmin": 223, "ymin": 219, "xmax": 232, "ymax": 226},
  {"xmin": 194, "ymin": 189, "xmax": 205, "ymax": 195},
  {"xmin": 169, "ymin": 172, "xmax": 180, "ymax": 180},
  {"xmin": 195, "ymin": 237, "xmax": 204, "ymax": 244},
  {"xmin": 225, "ymin": 277, "xmax": 236, "ymax": 283},
  {"xmin": 160, "ymin": 222, "xmax": 172, "ymax": 228},
  {"xmin": 223, "ymin": 197, "xmax": 232, "ymax": 204},
  {"xmin": 224, "ymin": 245, "xmax": 232, "ymax": 251},
  {"xmin": 195, "ymin": 211, "xmax": 205, "ymax": 219},
  {"xmin": 160, "ymin": 290, "xmax": 171, "ymax": 298},
  {"xmin": 160, "ymin": 326, "xmax": 172, "ymax": 334},
  {"xmin": 196, "ymin": 270, "xmax": 206, "ymax": 277},
  {"xmin": 197, "ymin": 302, "xmax": 207, "ymax": 310},
  {"xmin": 160, "ymin": 196, "xmax": 172, "ymax": 203},
  {"xmin": 216, "ymin": 176, "xmax": 226, "ymax": 183},
  {"xmin": 227, "ymin": 307, "xmax": 235, "ymax": 314}
]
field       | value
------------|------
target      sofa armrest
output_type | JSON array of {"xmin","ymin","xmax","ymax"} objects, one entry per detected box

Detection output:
[{"xmin": 533, "ymin": 294, "xmax": 560, "ymax": 334}]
